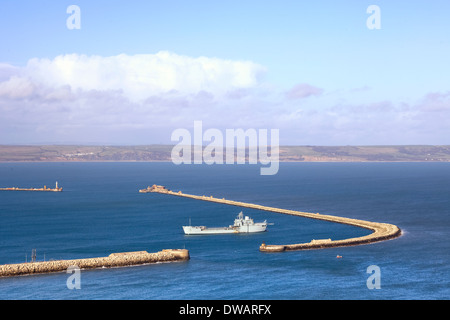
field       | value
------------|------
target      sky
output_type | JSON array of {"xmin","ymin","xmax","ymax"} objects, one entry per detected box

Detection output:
[{"xmin": 0, "ymin": 0, "xmax": 449, "ymax": 145}]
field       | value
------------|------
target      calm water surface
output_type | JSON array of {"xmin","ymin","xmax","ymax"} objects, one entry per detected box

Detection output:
[{"xmin": 0, "ymin": 162, "xmax": 449, "ymax": 299}]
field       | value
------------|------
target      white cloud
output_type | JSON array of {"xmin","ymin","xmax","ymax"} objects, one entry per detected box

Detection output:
[
  {"xmin": 0, "ymin": 76, "xmax": 35, "ymax": 99},
  {"xmin": 22, "ymin": 52, "xmax": 266, "ymax": 101},
  {"xmin": 0, "ymin": 52, "xmax": 273, "ymax": 144}
]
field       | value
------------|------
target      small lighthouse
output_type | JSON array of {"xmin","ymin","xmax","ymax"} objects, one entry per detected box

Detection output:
[{"xmin": 55, "ymin": 181, "xmax": 62, "ymax": 191}]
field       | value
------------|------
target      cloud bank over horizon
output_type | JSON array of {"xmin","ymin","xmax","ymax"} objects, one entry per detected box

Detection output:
[
  {"xmin": 0, "ymin": 51, "xmax": 449, "ymax": 146},
  {"xmin": 0, "ymin": 52, "xmax": 266, "ymax": 101}
]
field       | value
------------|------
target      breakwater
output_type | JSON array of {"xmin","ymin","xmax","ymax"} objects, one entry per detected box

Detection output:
[
  {"xmin": 140, "ymin": 185, "xmax": 401, "ymax": 252},
  {"xmin": 0, "ymin": 249, "xmax": 189, "ymax": 277},
  {"xmin": 0, "ymin": 182, "xmax": 62, "ymax": 192}
]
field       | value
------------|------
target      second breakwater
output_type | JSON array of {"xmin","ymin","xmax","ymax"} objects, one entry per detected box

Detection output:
[
  {"xmin": 0, "ymin": 249, "xmax": 190, "ymax": 277},
  {"xmin": 140, "ymin": 185, "xmax": 401, "ymax": 252}
]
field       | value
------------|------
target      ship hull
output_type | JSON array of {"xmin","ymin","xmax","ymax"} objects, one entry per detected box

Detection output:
[{"xmin": 182, "ymin": 224, "xmax": 267, "ymax": 235}]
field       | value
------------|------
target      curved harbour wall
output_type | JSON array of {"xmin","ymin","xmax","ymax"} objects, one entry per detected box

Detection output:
[
  {"xmin": 0, "ymin": 249, "xmax": 189, "ymax": 278},
  {"xmin": 141, "ymin": 185, "xmax": 401, "ymax": 252}
]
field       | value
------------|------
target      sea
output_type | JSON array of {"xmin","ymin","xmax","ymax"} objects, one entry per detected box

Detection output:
[{"xmin": 0, "ymin": 162, "xmax": 449, "ymax": 300}]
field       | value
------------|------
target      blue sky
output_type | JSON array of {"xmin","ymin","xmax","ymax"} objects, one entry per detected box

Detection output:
[{"xmin": 0, "ymin": 1, "xmax": 450, "ymax": 145}]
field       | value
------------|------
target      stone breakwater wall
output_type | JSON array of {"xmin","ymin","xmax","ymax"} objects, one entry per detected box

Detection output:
[
  {"xmin": 143, "ymin": 185, "xmax": 401, "ymax": 252},
  {"xmin": 0, "ymin": 249, "xmax": 189, "ymax": 277}
]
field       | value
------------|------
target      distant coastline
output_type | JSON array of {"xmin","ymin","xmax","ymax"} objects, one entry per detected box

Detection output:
[{"xmin": 1, "ymin": 145, "xmax": 450, "ymax": 162}]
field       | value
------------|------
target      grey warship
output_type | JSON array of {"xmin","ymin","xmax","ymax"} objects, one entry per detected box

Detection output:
[{"xmin": 183, "ymin": 212, "xmax": 272, "ymax": 235}]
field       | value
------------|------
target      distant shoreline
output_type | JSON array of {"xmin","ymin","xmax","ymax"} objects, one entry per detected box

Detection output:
[{"xmin": 1, "ymin": 145, "xmax": 450, "ymax": 162}]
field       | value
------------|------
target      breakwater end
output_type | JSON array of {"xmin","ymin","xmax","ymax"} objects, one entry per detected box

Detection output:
[
  {"xmin": 0, "ymin": 249, "xmax": 189, "ymax": 277},
  {"xmin": 140, "ymin": 185, "xmax": 401, "ymax": 252}
]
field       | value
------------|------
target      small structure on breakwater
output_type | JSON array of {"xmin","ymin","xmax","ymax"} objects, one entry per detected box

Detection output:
[
  {"xmin": 0, "ymin": 249, "xmax": 189, "ymax": 277},
  {"xmin": 141, "ymin": 185, "xmax": 401, "ymax": 252},
  {"xmin": 139, "ymin": 184, "xmax": 170, "ymax": 193}
]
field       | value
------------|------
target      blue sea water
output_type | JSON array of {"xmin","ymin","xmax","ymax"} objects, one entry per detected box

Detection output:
[{"xmin": 0, "ymin": 162, "xmax": 449, "ymax": 300}]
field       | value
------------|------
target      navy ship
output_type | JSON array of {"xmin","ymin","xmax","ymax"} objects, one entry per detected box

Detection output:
[{"xmin": 182, "ymin": 212, "xmax": 272, "ymax": 235}]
